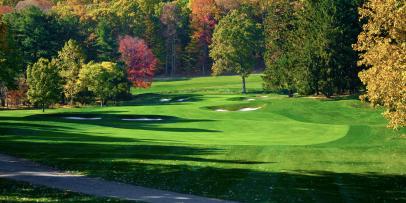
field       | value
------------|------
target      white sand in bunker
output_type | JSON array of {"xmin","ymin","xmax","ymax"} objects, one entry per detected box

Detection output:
[
  {"xmin": 238, "ymin": 107, "xmax": 262, "ymax": 111},
  {"xmin": 160, "ymin": 98, "xmax": 171, "ymax": 102},
  {"xmin": 122, "ymin": 118, "xmax": 163, "ymax": 121},
  {"xmin": 215, "ymin": 109, "xmax": 229, "ymax": 112},
  {"xmin": 247, "ymin": 98, "xmax": 256, "ymax": 101},
  {"xmin": 215, "ymin": 107, "xmax": 262, "ymax": 112},
  {"xmin": 63, "ymin": 117, "xmax": 102, "ymax": 120}
]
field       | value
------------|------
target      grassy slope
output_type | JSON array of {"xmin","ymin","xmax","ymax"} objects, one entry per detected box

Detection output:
[
  {"xmin": 0, "ymin": 75, "xmax": 405, "ymax": 202},
  {"xmin": 0, "ymin": 178, "xmax": 129, "ymax": 202}
]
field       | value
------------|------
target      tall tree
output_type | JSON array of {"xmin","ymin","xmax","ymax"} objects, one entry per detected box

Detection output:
[
  {"xmin": 160, "ymin": 2, "xmax": 181, "ymax": 76},
  {"xmin": 55, "ymin": 39, "xmax": 86, "ymax": 105},
  {"xmin": 262, "ymin": 0, "xmax": 301, "ymax": 96},
  {"xmin": 2, "ymin": 6, "xmax": 79, "ymax": 69},
  {"xmin": 354, "ymin": 0, "xmax": 405, "ymax": 129},
  {"xmin": 262, "ymin": 0, "xmax": 361, "ymax": 97},
  {"xmin": 94, "ymin": 18, "xmax": 119, "ymax": 62},
  {"xmin": 188, "ymin": 0, "xmax": 218, "ymax": 75},
  {"xmin": 210, "ymin": 9, "xmax": 261, "ymax": 94},
  {"xmin": 26, "ymin": 58, "xmax": 62, "ymax": 112},
  {"xmin": 118, "ymin": 35, "xmax": 157, "ymax": 88}
]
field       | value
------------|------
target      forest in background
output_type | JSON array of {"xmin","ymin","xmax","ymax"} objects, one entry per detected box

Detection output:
[{"xmin": 0, "ymin": 0, "xmax": 404, "ymax": 128}]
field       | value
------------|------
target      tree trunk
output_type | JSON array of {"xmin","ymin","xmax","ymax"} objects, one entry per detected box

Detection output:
[
  {"xmin": 100, "ymin": 100, "xmax": 103, "ymax": 107},
  {"xmin": 171, "ymin": 38, "xmax": 176, "ymax": 76},
  {"xmin": 288, "ymin": 90, "xmax": 294, "ymax": 98},
  {"xmin": 202, "ymin": 45, "xmax": 208, "ymax": 75},
  {"xmin": 0, "ymin": 98, "xmax": 5, "ymax": 107},
  {"xmin": 42, "ymin": 103, "xmax": 45, "ymax": 112},
  {"xmin": 241, "ymin": 76, "xmax": 247, "ymax": 94}
]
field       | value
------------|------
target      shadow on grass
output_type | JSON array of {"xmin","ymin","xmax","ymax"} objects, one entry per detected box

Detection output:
[
  {"xmin": 0, "ymin": 123, "xmax": 268, "ymax": 166},
  {"xmin": 122, "ymin": 93, "xmax": 205, "ymax": 106},
  {"xmin": 0, "ymin": 111, "xmax": 220, "ymax": 133},
  {"xmin": 0, "ymin": 178, "xmax": 128, "ymax": 203},
  {"xmin": 0, "ymin": 121, "xmax": 404, "ymax": 202},
  {"xmin": 1, "ymin": 136, "xmax": 404, "ymax": 202}
]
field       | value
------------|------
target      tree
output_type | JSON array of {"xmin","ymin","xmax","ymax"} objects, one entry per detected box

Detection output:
[
  {"xmin": 2, "ymin": 6, "xmax": 79, "ymax": 70},
  {"xmin": 94, "ymin": 18, "xmax": 119, "ymax": 62},
  {"xmin": 189, "ymin": 0, "xmax": 218, "ymax": 75},
  {"xmin": 15, "ymin": 0, "xmax": 53, "ymax": 12},
  {"xmin": 26, "ymin": 58, "xmax": 62, "ymax": 112},
  {"xmin": 0, "ymin": 17, "xmax": 20, "ymax": 105},
  {"xmin": 78, "ymin": 61, "xmax": 127, "ymax": 107},
  {"xmin": 354, "ymin": 0, "xmax": 405, "ymax": 129},
  {"xmin": 0, "ymin": 6, "xmax": 13, "ymax": 14},
  {"xmin": 55, "ymin": 39, "xmax": 86, "ymax": 105},
  {"xmin": 210, "ymin": 9, "xmax": 261, "ymax": 94},
  {"xmin": 262, "ymin": 0, "xmax": 362, "ymax": 97},
  {"xmin": 160, "ymin": 2, "xmax": 181, "ymax": 76},
  {"xmin": 262, "ymin": 0, "xmax": 301, "ymax": 96},
  {"xmin": 118, "ymin": 35, "xmax": 157, "ymax": 88}
]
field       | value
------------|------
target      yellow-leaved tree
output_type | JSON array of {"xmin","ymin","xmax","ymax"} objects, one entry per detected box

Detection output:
[{"xmin": 354, "ymin": 0, "xmax": 406, "ymax": 129}]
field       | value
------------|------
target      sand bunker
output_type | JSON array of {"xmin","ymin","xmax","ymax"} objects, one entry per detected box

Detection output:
[
  {"xmin": 214, "ymin": 107, "xmax": 262, "ymax": 112},
  {"xmin": 238, "ymin": 107, "xmax": 262, "ymax": 112},
  {"xmin": 64, "ymin": 117, "xmax": 102, "ymax": 120},
  {"xmin": 122, "ymin": 118, "xmax": 163, "ymax": 121},
  {"xmin": 177, "ymin": 98, "xmax": 188, "ymax": 102},
  {"xmin": 160, "ymin": 98, "xmax": 171, "ymax": 102},
  {"xmin": 247, "ymin": 99, "xmax": 256, "ymax": 101}
]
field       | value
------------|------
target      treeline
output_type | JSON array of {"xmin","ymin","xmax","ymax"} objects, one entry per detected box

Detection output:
[{"xmin": 0, "ymin": 0, "xmax": 404, "ymax": 128}]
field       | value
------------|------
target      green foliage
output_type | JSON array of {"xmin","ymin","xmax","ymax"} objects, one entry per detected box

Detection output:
[
  {"xmin": 78, "ymin": 61, "xmax": 128, "ymax": 106},
  {"xmin": 0, "ymin": 19, "xmax": 20, "ymax": 88},
  {"xmin": 262, "ymin": 0, "xmax": 362, "ymax": 97},
  {"xmin": 262, "ymin": 0, "xmax": 301, "ymax": 95},
  {"xmin": 210, "ymin": 9, "xmax": 261, "ymax": 93},
  {"xmin": 55, "ymin": 39, "xmax": 86, "ymax": 105},
  {"xmin": 94, "ymin": 18, "xmax": 119, "ymax": 62},
  {"xmin": 26, "ymin": 58, "xmax": 62, "ymax": 111},
  {"xmin": 2, "ymin": 6, "xmax": 79, "ymax": 69}
]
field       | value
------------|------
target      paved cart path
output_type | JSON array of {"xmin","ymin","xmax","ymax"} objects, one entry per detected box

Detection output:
[{"xmin": 0, "ymin": 153, "xmax": 236, "ymax": 203}]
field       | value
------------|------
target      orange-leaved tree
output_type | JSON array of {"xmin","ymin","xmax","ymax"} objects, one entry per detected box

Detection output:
[{"xmin": 354, "ymin": 0, "xmax": 405, "ymax": 129}]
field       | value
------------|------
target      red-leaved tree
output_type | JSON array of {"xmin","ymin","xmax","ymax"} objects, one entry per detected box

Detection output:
[
  {"xmin": 0, "ymin": 6, "xmax": 14, "ymax": 15},
  {"xmin": 118, "ymin": 35, "xmax": 157, "ymax": 88}
]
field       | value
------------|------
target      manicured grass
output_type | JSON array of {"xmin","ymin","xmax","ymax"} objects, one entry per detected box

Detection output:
[
  {"xmin": 0, "ymin": 178, "xmax": 128, "ymax": 202},
  {"xmin": 0, "ymin": 75, "xmax": 405, "ymax": 202}
]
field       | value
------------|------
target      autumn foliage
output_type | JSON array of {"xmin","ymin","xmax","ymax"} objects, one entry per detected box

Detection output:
[
  {"xmin": 0, "ymin": 6, "xmax": 13, "ymax": 14},
  {"xmin": 118, "ymin": 35, "xmax": 157, "ymax": 88},
  {"xmin": 15, "ymin": 0, "xmax": 54, "ymax": 12},
  {"xmin": 190, "ymin": 0, "xmax": 218, "ymax": 45},
  {"xmin": 354, "ymin": 0, "xmax": 405, "ymax": 129}
]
